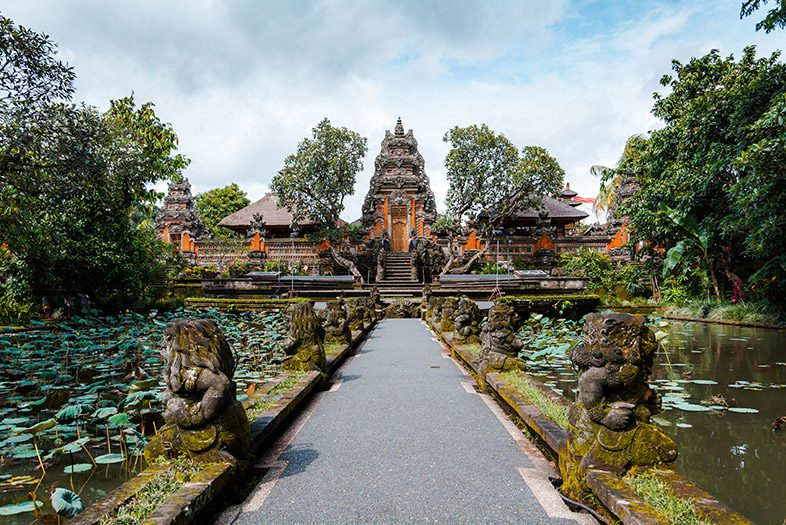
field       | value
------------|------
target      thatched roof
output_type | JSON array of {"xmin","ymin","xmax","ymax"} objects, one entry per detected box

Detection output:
[{"xmin": 218, "ymin": 193, "xmax": 316, "ymax": 231}]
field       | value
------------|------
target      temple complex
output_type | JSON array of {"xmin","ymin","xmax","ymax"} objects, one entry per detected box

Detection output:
[
  {"xmin": 155, "ymin": 118, "xmax": 625, "ymax": 272},
  {"xmin": 361, "ymin": 117, "xmax": 438, "ymax": 251}
]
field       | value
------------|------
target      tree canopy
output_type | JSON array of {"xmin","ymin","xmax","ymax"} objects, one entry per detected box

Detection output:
[
  {"xmin": 195, "ymin": 183, "xmax": 251, "ymax": 238},
  {"xmin": 617, "ymin": 46, "xmax": 786, "ymax": 300},
  {"xmin": 443, "ymin": 124, "xmax": 564, "ymax": 228},
  {"xmin": 0, "ymin": 15, "xmax": 187, "ymax": 313},
  {"xmin": 741, "ymin": 0, "xmax": 786, "ymax": 32},
  {"xmin": 271, "ymin": 118, "xmax": 367, "ymax": 229}
]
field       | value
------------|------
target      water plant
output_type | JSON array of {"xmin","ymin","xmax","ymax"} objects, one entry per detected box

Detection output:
[{"xmin": 0, "ymin": 307, "xmax": 287, "ymax": 521}]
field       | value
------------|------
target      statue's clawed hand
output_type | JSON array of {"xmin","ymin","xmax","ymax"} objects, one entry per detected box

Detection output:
[{"xmin": 600, "ymin": 401, "xmax": 636, "ymax": 430}]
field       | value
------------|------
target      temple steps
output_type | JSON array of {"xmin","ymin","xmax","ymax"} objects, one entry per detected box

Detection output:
[{"xmin": 383, "ymin": 252, "xmax": 415, "ymax": 282}]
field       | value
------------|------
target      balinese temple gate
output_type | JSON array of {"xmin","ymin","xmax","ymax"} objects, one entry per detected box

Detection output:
[{"xmin": 361, "ymin": 118, "xmax": 438, "ymax": 251}]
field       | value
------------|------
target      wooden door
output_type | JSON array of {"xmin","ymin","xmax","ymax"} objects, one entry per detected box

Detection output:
[{"xmin": 391, "ymin": 206, "xmax": 408, "ymax": 251}]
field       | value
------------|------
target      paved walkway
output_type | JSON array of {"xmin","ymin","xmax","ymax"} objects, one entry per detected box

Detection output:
[{"xmin": 220, "ymin": 319, "xmax": 595, "ymax": 525}]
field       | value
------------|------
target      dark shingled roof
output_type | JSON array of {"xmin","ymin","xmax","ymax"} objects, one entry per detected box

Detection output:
[
  {"xmin": 509, "ymin": 196, "xmax": 589, "ymax": 220},
  {"xmin": 481, "ymin": 195, "xmax": 589, "ymax": 222},
  {"xmin": 218, "ymin": 193, "xmax": 316, "ymax": 229}
]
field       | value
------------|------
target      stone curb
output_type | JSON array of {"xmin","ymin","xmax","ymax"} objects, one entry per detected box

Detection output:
[{"xmin": 75, "ymin": 320, "xmax": 375, "ymax": 525}]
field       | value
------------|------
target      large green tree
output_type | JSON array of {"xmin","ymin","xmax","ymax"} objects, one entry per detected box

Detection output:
[
  {"xmin": 272, "ymin": 118, "xmax": 367, "ymax": 228},
  {"xmin": 444, "ymin": 124, "xmax": 564, "ymax": 227},
  {"xmin": 0, "ymin": 15, "xmax": 187, "ymax": 310},
  {"xmin": 195, "ymin": 183, "xmax": 250, "ymax": 238},
  {"xmin": 618, "ymin": 46, "xmax": 786, "ymax": 300}
]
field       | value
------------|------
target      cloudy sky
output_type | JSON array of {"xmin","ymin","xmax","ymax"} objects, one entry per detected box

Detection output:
[{"xmin": 3, "ymin": 0, "xmax": 781, "ymax": 222}]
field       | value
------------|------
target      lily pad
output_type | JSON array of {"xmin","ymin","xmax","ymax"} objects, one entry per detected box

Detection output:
[
  {"xmin": 690, "ymin": 379, "xmax": 718, "ymax": 385},
  {"xmin": 63, "ymin": 463, "xmax": 93, "ymax": 474},
  {"xmin": 0, "ymin": 500, "xmax": 43, "ymax": 516},
  {"xmin": 727, "ymin": 407, "xmax": 760, "ymax": 414},
  {"xmin": 94, "ymin": 453, "xmax": 125, "ymax": 464}
]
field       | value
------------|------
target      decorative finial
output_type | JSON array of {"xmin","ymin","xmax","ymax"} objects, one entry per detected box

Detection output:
[
  {"xmin": 394, "ymin": 117, "xmax": 404, "ymax": 137},
  {"xmin": 566, "ymin": 182, "xmax": 571, "ymax": 189}
]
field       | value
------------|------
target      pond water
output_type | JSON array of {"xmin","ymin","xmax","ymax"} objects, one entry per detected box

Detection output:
[
  {"xmin": 0, "ymin": 309, "xmax": 285, "ymax": 523},
  {"xmin": 531, "ymin": 320, "xmax": 786, "ymax": 524}
]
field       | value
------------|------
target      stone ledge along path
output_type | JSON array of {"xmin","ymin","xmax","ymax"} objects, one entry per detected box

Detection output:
[{"xmin": 217, "ymin": 319, "xmax": 595, "ymax": 525}]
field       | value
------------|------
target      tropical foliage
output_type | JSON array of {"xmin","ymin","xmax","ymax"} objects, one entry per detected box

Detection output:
[
  {"xmin": 195, "ymin": 183, "xmax": 250, "ymax": 238},
  {"xmin": 609, "ymin": 46, "xmax": 786, "ymax": 307},
  {"xmin": 272, "ymin": 118, "xmax": 367, "ymax": 228},
  {"xmin": 443, "ymin": 124, "xmax": 564, "ymax": 228},
  {"xmin": 0, "ymin": 16, "xmax": 187, "ymax": 315}
]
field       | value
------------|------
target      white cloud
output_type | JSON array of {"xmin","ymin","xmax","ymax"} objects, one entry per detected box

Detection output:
[{"xmin": 2, "ymin": 0, "xmax": 782, "ymax": 224}]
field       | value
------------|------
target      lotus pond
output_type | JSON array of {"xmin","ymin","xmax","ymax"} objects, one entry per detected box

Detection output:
[
  {"xmin": 0, "ymin": 308, "xmax": 287, "ymax": 523},
  {"xmin": 524, "ymin": 316, "xmax": 786, "ymax": 525}
]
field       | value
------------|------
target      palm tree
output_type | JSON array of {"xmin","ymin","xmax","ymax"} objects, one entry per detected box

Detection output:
[{"xmin": 591, "ymin": 134, "xmax": 648, "ymax": 221}]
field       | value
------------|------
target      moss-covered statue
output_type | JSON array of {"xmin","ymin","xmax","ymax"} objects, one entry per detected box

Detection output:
[
  {"xmin": 559, "ymin": 312, "xmax": 678, "ymax": 502},
  {"xmin": 478, "ymin": 302, "xmax": 525, "ymax": 380},
  {"xmin": 362, "ymin": 296, "xmax": 377, "ymax": 325},
  {"xmin": 428, "ymin": 296, "xmax": 445, "ymax": 323},
  {"xmin": 346, "ymin": 299, "xmax": 365, "ymax": 332},
  {"xmin": 440, "ymin": 296, "xmax": 459, "ymax": 332},
  {"xmin": 282, "ymin": 302, "xmax": 326, "ymax": 373},
  {"xmin": 322, "ymin": 299, "xmax": 352, "ymax": 344},
  {"xmin": 145, "ymin": 319, "xmax": 250, "ymax": 466},
  {"xmin": 453, "ymin": 296, "xmax": 482, "ymax": 343},
  {"xmin": 420, "ymin": 285, "xmax": 432, "ymax": 319}
]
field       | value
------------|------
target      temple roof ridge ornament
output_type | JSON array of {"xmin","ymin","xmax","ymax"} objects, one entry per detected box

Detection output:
[{"xmin": 394, "ymin": 116, "xmax": 404, "ymax": 137}]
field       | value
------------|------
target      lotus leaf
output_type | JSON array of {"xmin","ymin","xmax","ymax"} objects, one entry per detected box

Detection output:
[
  {"xmin": 51, "ymin": 488, "xmax": 85, "ymax": 518},
  {"xmin": 94, "ymin": 453, "xmax": 124, "ymax": 464},
  {"xmin": 19, "ymin": 418, "xmax": 57, "ymax": 434},
  {"xmin": 0, "ymin": 500, "xmax": 43, "ymax": 516},
  {"xmin": 91, "ymin": 407, "xmax": 117, "ymax": 419},
  {"xmin": 60, "ymin": 437, "xmax": 91, "ymax": 454},
  {"xmin": 727, "ymin": 407, "xmax": 760, "ymax": 414}
]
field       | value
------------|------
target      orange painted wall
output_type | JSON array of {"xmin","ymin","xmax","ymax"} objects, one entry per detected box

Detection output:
[
  {"xmin": 606, "ymin": 222, "xmax": 628, "ymax": 253},
  {"xmin": 533, "ymin": 231, "xmax": 555, "ymax": 251},
  {"xmin": 383, "ymin": 198, "xmax": 389, "ymax": 230},
  {"xmin": 462, "ymin": 231, "xmax": 482, "ymax": 251}
]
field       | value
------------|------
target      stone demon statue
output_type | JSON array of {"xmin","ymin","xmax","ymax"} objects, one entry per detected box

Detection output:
[
  {"xmin": 453, "ymin": 296, "xmax": 482, "ymax": 343},
  {"xmin": 322, "ymin": 299, "xmax": 352, "ymax": 344},
  {"xmin": 145, "ymin": 319, "xmax": 250, "ymax": 465},
  {"xmin": 440, "ymin": 296, "xmax": 459, "ymax": 332},
  {"xmin": 478, "ymin": 302, "xmax": 525, "ymax": 380},
  {"xmin": 282, "ymin": 302, "xmax": 326, "ymax": 373},
  {"xmin": 559, "ymin": 312, "xmax": 678, "ymax": 502},
  {"xmin": 346, "ymin": 299, "xmax": 365, "ymax": 332}
]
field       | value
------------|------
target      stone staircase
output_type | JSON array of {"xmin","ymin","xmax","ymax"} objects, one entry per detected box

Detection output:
[{"xmin": 379, "ymin": 252, "xmax": 418, "ymax": 289}]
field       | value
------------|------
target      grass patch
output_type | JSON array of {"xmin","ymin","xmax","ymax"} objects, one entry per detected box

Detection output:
[
  {"xmin": 246, "ymin": 373, "xmax": 305, "ymax": 419},
  {"xmin": 99, "ymin": 457, "xmax": 202, "ymax": 525},
  {"xmin": 664, "ymin": 300, "xmax": 782, "ymax": 325},
  {"xmin": 624, "ymin": 472, "xmax": 710, "ymax": 525},
  {"xmin": 500, "ymin": 371, "xmax": 569, "ymax": 429},
  {"xmin": 324, "ymin": 340, "xmax": 345, "ymax": 359}
]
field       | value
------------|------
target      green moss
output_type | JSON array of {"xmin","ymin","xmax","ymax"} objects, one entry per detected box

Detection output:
[
  {"xmin": 324, "ymin": 341, "xmax": 345, "ymax": 359},
  {"xmin": 99, "ymin": 457, "xmax": 202, "ymax": 525},
  {"xmin": 246, "ymin": 373, "xmax": 305, "ymax": 420},
  {"xmin": 501, "ymin": 294, "xmax": 600, "ymax": 303},
  {"xmin": 463, "ymin": 343, "xmax": 482, "ymax": 358},
  {"xmin": 624, "ymin": 472, "xmax": 710, "ymax": 525},
  {"xmin": 500, "ymin": 371, "xmax": 569, "ymax": 429}
]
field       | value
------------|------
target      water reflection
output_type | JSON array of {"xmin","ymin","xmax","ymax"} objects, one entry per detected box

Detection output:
[{"xmin": 533, "ymin": 321, "xmax": 786, "ymax": 524}]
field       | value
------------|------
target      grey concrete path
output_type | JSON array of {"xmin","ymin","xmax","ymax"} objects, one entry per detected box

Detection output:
[{"xmin": 222, "ymin": 319, "xmax": 595, "ymax": 525}]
